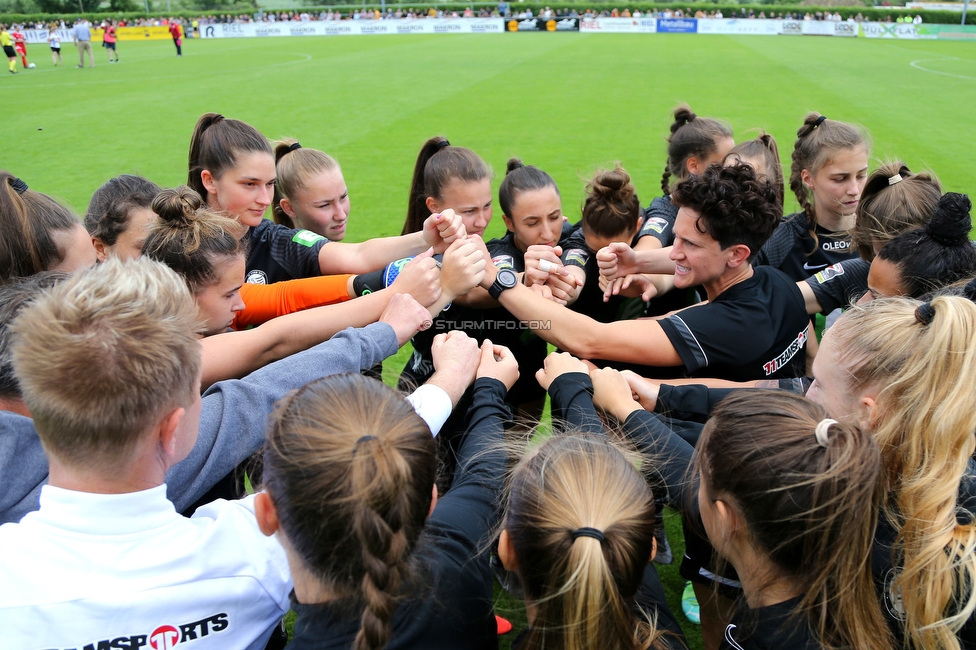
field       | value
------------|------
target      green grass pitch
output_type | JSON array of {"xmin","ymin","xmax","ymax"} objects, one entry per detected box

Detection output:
[{"xmin": 5, "ymin": 31, "xmax": 976, "ymax": 649}]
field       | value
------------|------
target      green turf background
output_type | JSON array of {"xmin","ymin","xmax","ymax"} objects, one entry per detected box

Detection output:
[{"xmin": 5, "ymin": 33, "xmax": 976, "ymax": 649}]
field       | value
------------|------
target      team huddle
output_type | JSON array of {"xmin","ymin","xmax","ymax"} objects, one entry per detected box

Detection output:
[{"xmin": 1, "ymin": 107, "xmax": 975, "ymax": 650}]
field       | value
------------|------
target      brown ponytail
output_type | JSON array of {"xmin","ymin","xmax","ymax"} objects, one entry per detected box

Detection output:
[
  {"xmin": 263, "ymin": 373, "xmax": 437, "ymax": 650},
  {"xmin": 852, "ymin": 161, "xmax": 942, "ymax": 261},
  {"xmin": 142, "ymin": 185, "xmax": 246, "ymax": 293},
  {"xmin": 401, "ymin": 136, "xmax": 490, "ymax": 235},
  {"xmin": 699, "ymin": 391, "xmax": 892, "ymax": 650},
  {"xmin": 0, "ymin": 171, "xmax": 79, "ymax": 283},
  {"xmin": 187, "ymin": 112, "xmax": 272, "ymax": 202},
  {"xmin": 661, "ymin": 105, "xmax": 733, "ymax": 195},
  {"xmin": 582, "ymin": 165, "xmax": 642, "ymax": 240}
]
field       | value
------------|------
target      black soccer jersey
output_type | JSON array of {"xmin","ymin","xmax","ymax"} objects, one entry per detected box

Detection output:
[
  {"xmin": 559, "ymin": 215, "xmax": 658, "ymax": 323},
  {"xmin": 755, "ymin": 211, "xmax": 859, "ymax": 282},
  {"xmin": 478, "ymin": 233, "xmax": 549, "ymax": 404},
  {"xmin": 804, "ymin": 258, "xmax": 870, "ymax": 314},
  {"xmin": 641, "ymin": 194, "xmax": 680, "ymax": 248},
  {"xmin": 244, "ymin": 219, "xmax": 327, "ymax": 285},
  {"xmin": 658, "ymin": 266, "xmax": 809, "ymax": 382},
  {"xmin": 721, "ymin": 598, "xmax": 821, "ymax": 650}
]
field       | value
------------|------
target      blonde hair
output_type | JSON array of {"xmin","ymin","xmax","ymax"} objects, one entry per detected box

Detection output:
[
  {"xmin": 272, "ymin": 138, "xmax": 341, "ymax": 229},
  {"xmin": 830, "ymin": 296, "xmax": 976, "ymax": 650},
  {"xmin": 263, "ymin": 373, "xmax": 437, "ymax": 650},
  {"xmin": 503, "ymin": 433, "xmax": 666, "ymax": 650},
  {"xmin": 9, "ymin": 257, "xmax": 201, "ymax": 471}
]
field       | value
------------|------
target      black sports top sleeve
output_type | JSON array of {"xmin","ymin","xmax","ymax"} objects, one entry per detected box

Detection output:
[
  {"xmin": 804, "ymin": 257, "xmax": 870, "ymax": 314},
  {"xmin": 547, "ymin": 372, "xmax": 605, "ymax": 435},
  {"xmin": 641, "ymin": 196, "xmax": 679, "ymax": 248},
  {"xmin": 426, "ymin": 378, "xmax": 510, "ymax": 554},
  {"xmin": 245, "ymin": 220, "xmax": 327, "ymax": 284},
  {"xmin": 622, "ymin": 410, "xmax": 697, "ymax": 513}
]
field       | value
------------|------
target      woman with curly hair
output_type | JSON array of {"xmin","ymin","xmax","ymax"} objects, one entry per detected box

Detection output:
[{"xmin": 474, "ymin": 163, "xmax": 809, "ymax": 381}]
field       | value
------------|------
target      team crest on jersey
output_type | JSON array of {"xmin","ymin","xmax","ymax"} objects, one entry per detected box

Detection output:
[
  {"xmin": 292, "ymin": 229, "xmax": 326, "ymax": 247},
  {"xmin": 49, "ymin": 613, "xmax": 229, "ymax": 650},
  {"xmin": 813, "ymin": 263, "xmax": 844, "ymax": 285},
  {"xmin": 564, "ymin": 249, "xmax": 588, "ymax": 267},
  {"xmin": 491, "ymin": 255, "xmax": 515, "ymax": 270},
  {"xmin": 245, "ymin": 270, "xmax": 268, "ymax": 285},
  {"xmin": 641, "ymin": 217, "xmax": 669, "ymax": 235}
]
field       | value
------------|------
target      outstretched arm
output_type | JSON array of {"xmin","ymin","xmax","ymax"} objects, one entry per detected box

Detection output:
[
  {"xmin": 317, "ymin": 210, "xmax": 465, "ymax": 275},
  {"xmin": 480, "ymin": 263, "xmax": 683, "ymax": 367}
]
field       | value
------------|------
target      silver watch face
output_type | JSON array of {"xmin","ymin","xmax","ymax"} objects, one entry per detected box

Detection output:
[{"xmin": 497, "ymin": 268, "xmax": 518, "ymax": 288}]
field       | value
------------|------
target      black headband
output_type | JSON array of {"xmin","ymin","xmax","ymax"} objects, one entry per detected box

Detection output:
[{"xmin": 570, "ymin": 527, "xmax": 605, "ymax": 542}]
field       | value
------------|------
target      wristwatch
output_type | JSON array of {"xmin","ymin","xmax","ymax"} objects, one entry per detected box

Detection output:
[{"xmin": 488, "ymin": 268, "xmax": 519, "ymax": 300}]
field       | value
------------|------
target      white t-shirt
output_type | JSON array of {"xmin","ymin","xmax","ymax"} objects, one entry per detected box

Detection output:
[{"xmin": 0, "ymin": 485, "xmax": 291, "ymax": 650}]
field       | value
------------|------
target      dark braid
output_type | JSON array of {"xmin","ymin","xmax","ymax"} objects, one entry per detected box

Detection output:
[{"xmin": 352, "ymin": 438, "xmax": 414, "ymax": 650}]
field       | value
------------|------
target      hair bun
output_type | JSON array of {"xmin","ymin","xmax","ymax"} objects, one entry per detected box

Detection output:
[
  {"xmin": 506, "ymin": 158, "xmax": 524, "ymax": 175},
  {"xmin": 589, "ymin": 166, "xmax": 634, "ymax": 201},
  {"xmin": 671, "ymin": 105, "xmax": 697, "ymax": 133},
  {"xmin": 152, "ymin": 186, "xmax": 203, "ymax": 226},
  {"xmin": 926, "ymin": 192, "xmax": 971, "ymax": 247}
]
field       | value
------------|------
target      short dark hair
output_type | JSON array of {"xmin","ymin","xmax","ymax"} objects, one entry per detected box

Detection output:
[
  {"xmin": 84, "ymin": 175, "xmax": 162, "ymax": 245},
  {"xmin": 0, "ymin": 272, "xmax": 70, "ymax": 399},
  {"xmin": 671, "ymin": 163, "xmax": 780, "ymax": 262}
]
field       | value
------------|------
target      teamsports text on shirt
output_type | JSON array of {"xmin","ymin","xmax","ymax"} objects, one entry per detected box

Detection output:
[{"xmin": 45, "ymin": 612, "xmax": 229, "ymax": 650}]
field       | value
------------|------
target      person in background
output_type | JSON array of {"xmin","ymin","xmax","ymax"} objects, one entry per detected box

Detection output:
[
  {"xmin": 102, "ymin": 19, "xmax": 119, "ymax": 63},
  {"xmin": 1, "ymin": 24, "xmax": 17, "ymax": 74},
  {"xmin": 72, "ymin": 18, "xmax": 93, "ymax": 68},
  {"xmin": 169, "ymin": 19, "xmax": 183, "ymax": 56},
  {"xmin": 47, "ymin": 28, "xmax": 62, "ymax": 66},
  {"xmin": 10, "ymin": 25, "xmax": 28, "ymax": 69}
]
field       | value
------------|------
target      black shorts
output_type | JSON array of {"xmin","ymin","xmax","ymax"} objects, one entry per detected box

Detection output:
[
  {"xmin": 3, "ymin": 45, "xmax": 15, "ymax": 58},
  {"xmin": 105, "ymin": 42, "xmax": 116, "ymax": 49},
  {"xmin": 50, "ymin": 46, "xmax": 61, "ymax": 52}
]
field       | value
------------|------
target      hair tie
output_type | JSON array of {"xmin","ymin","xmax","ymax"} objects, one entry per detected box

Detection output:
[
  {"xmin": 435, "ymin": 139, "xmax": 451, "ymax": 151},
  {"xmin": 9, "ymin": 177, "xmax": 28, "ymax": 195},
  {"xmin": 815, "ymin": 419, "xmax": 836, "ymax": 447},
  {"xmin": 888, "ymin": 174, "xmax": 903, "ymax": 186},
  {"xmin": 352, "ymin": 435, "xmax": 378, "ymax": 455},
  {"xmin": 288, "ymin": 142, "xmax": 302, "ymax": 153},
  {"xmin": 963, "ymin": 278, "xmax": 976, "ymax": 303},
  {"xmin": 211, "ymin": 114, "xmax": 225, "ymax": 125},
  {"xmin": 571, "ymin": 527, "xmax": 605, "ymax": 542},
  {"xmin": 915, "ymin": 302, "xmax": 935, "ymax": 326},
  {"xmin": 814, "ymin": 115, "xmax": 827, "ymax": 128}
]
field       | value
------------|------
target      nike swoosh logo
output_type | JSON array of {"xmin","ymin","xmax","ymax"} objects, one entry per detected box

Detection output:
[{"xmin": 803, "ymin": 262, "xmax": 829, "ymax": 271}]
